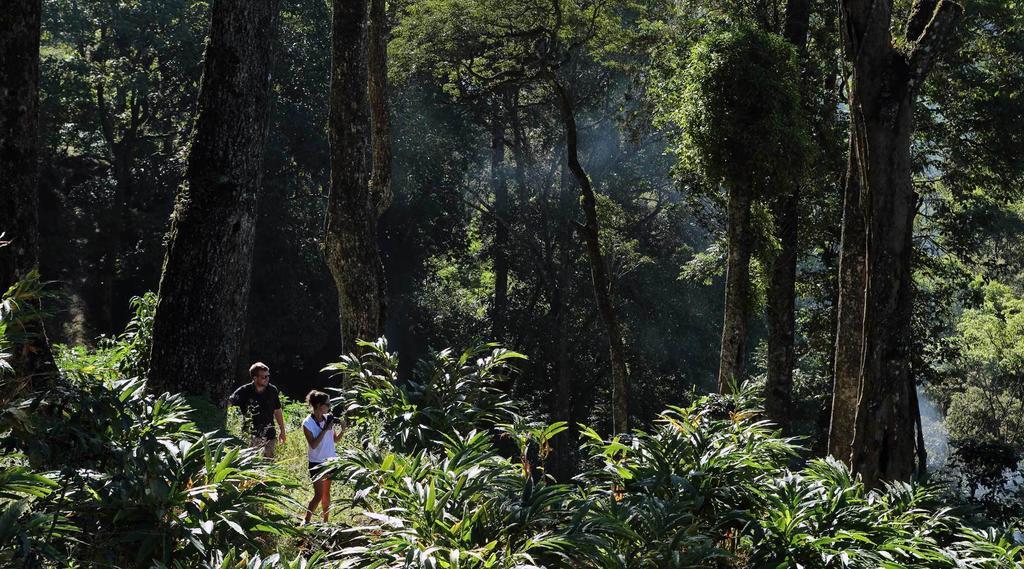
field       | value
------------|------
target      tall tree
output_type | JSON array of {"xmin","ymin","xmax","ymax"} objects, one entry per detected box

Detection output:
[
  {"xmin": 0, "ymin": 0, "xmax": 56, "ymax": 388},
  {"xmin": 326, "ymin": 0, "xmax": 387, "ymax": 351},
  {"xmin": 764, "ymin": 0, "xmax": 812, "ymax": 427},
  {"xmin": 0, "ymin": 0, "xmax": 42, "ymax": 292},
  {"xmin": 148, "ymin": 0, "xmax": 281, "ymax": 399},
  {"xmin": 666, "ymin": 26, "xmax": 806, "ymax": 394},
  {"xmin": 828, "ymin": 0, "xmax": 961, "ymax": 486},
  {"xmin": 552, "ymin": 79, "xmax": 630, "ymax": 434}
]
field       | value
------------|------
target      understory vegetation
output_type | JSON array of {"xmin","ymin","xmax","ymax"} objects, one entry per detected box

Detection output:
[{"xmin": 2, "ymin": 280, "xmax": 1022, "ymax": 568}]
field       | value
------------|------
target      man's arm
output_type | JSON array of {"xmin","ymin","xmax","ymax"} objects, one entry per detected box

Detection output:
[
  {"xmin": 275, "ymin": 408, "xmax": 286, "ymax": 443},
  {"xmin": 227, "ymin": 384, "xmax": 245, "ymax": 407}
]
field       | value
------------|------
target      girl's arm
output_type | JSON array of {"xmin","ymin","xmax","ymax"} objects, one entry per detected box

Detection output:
[
  {"xmin": 333, "ymin": 421, "xmax": 346, "ymax": 442},
  {"xmin": 303, "ymin": 424, "xmax": 328, "ymax": 449}
]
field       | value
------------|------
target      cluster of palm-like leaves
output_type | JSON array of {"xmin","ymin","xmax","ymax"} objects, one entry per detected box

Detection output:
[
  {"xmin": 319, "ymin": 344, "xmax": 1024, "ymax": 568},
  {"xmin": 746, "ymin": 458, "xmax": 1024, "ymax": 568},
  {"xmin": 0, "ymin": 465, "xmax": 75, "ymax": 566},
  {"xmin": 328, "ymin": 431, "xmax": 585, "ymax": 568},
  {"xmin": 322, "ymin": 339, "xmax": 524, "ymax": 453},
  {"xmin": 573, "ymin": 388, "xmax": 797, "ymax": 567},
  {"xmin": 2, "ymin": 373, "xmax": 302, "ymax": 566},
  {"xmin": 0, "ymin": 278, "xmax": 309, "ymax": 567}
]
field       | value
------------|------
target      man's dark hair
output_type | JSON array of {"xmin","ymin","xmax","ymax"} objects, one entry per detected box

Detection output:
[{"xmin": 249, "ymin": 362, "xmax": 270, "ymax": 378}]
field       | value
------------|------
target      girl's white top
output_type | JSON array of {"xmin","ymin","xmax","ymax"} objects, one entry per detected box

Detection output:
[{"xmin": 302, "ymin": 415, "xmax": 337, "ymax": 463}]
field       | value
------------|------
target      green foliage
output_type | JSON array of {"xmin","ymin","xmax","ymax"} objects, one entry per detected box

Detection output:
[
  {"xmin": 391, "ymin": 0, "xmax": 630, "ymax": 94},
  {"xmin": 322, "ymin": 339, "xmax": 525, "ymax": 453},
  {"xmin": 574, "ymin": 386, "xmax": 794, "ymax": 566},
  {"xmin": 0, "ymin": 281, "xmax": 299, "ymax": 567},
  {"xmin": 662, "ymin": 24, "xmax": 807, "ymax": 193},
  {"xmin": 945, "ymin": 279, "xmax": 1024, "ymax": 451},
  {"xmin": 3, "ymin": 375, "xmax": 300, "ymax": 566},
  {"xmin": 157, "ymin": 547, "xmax": 327, "ymax": 569},
  {"xmin": 332, "ymin": 431, "xmax": 584, "ymax": 568},
  {"xmin": 324, "ymin": 346, "xmax": 1024, "ymax": 567},
  {"xmin": 0, "ymin": 466, "xmax": 75, "ymax": 566},
  {"xmin": 53, "ymin": 291, "xmax": 156, "ymax": 381}
]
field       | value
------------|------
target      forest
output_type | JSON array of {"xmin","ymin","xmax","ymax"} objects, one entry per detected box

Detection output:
[{"xmin": 1, "ymin": 0, "xmax": 1023, "ymax": 566}]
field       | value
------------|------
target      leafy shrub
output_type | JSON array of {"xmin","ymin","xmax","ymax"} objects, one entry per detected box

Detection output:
[
  {"xmin": 330, "ymin": 431, "xmax": 584, "ymax": 568},
  {"xmin": 321, "ymin": 349, "xmax": 1024, "ymax": 568},
  {"xmin": 0, "ymin": 465, "xmax": 76, "ymax": 566},
  {"xmin": 1, "ymin": 280, "xmax": 299, "ymax": 567},
  {"xmin": 575, "ymin": 387, "xmax": 796, "ymax": 566},
  {"xmin": 322, "ymin": 339, "xmax": 525, "ymax": 453},
  {"xmin": 2, "ymin": 374, "xmax": 300, "ymax": 566}
]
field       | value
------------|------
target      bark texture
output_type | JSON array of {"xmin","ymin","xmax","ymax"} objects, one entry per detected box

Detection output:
[
  {"xmin": 828, "ymin": 139, "xmax": 866, "ymax": 462},
  {"xmin": 326, "ymin": 0, "xmax": 386, "ymax": 352},
  {"xmin": 717, "ymin": 187, "xmax": 754, "ymax": 393},
  {"xmin": 148, "ymin": 0, "xmax": 281, "ymax": 400},
  {"xmin": 764, "ymin": 0, "xmax": 812, "ymax": 427},
  {"xmin": 0, "ymin": 0, "xmax": 56, "ymax": 389},
  {"xmin": 553, "ymin": 80, "xmax": 629, "ymax": 434},
  {"xmin": 829, "ymin": 0, "xmax": 960, "ymax": 486},
  {"xmin": 0, "ymin": 0, "xmax": 42, "ymax": 291},
  {"xmin": 367, "ymin": 0, "xmax": 392, "ymax": 214}
]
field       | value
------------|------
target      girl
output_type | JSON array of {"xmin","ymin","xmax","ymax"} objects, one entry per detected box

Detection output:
[{"xmin": 302, "ymin": 390, "xmax": 344, "ymax": 524}]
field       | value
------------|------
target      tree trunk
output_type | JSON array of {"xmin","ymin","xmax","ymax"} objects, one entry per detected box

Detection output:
[
  {"xmin": 764, "ymin": 0, "xmax": 811, "ymax": 427},
  {"xmin": 552, "ymin": 159, "xmax": 576, "ymax": 480},
  {"xmin": 765, "ymin": 188, "xmax": 798, "ymax": 423},
  {"xmin": 326, "ymin": 0, "xmax": 386, "ymax": 352},
  {"xmin": 828, "ymin": 138, "xmax": 866, "ymax": 463},
  {"xmin": 148, "ymin": 0, "xmax": 281, "ymax": 400},
  {"xmin": 829, "ymin": 0, "xmax": 960, "ymax": 486},
  {"xmin": 367, "ymin": 0, "xmax": 391, "ymax": 214},
  {"xmin": 552, "ymin": 79, "xmax": 629, "ymax": 434},
  {"xmin": 718, "ymin": 186, "xmax": 754, "ymax": 393},
  {"xmin": 0, "ymin": 0, "xmax": 56, "ymax": 389},
  {"xmin": 491, "ymin": 95, "xmax": 509, "ymax": 341},
  {"xmin": 0, "ymin": 0, "xmax": 42, "ymax": 292},
  {"xmin": 508, "ymin": 88, "xmax": 530, "ymax": 205}
]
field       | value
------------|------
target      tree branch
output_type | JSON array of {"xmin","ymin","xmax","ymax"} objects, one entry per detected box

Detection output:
[{"xmin": 907, "ymin": 0, "xmax": 963, "ymax": 90}]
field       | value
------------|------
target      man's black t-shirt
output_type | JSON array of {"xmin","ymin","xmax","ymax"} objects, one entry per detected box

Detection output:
[{"xmin": 228, "ymin": 383, "xmax": 282, "ymax": 439}]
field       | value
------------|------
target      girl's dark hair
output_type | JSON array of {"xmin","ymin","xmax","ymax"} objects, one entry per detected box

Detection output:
[{"xmin": 305, "ymin": 390, "xmax": 329, "ymax": 408}]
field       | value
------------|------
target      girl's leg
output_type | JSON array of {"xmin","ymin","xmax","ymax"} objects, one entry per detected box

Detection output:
[
  {"xmin": 320, "ymin": 479, "xmax": 332, "ymax": 522},
  {"xmin": 304, "ymin": 480, "xmax": 324, "ymax": 524}
]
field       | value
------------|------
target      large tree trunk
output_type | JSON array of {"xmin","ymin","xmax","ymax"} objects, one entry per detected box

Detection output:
[
  {"xmin": 552, "ymin": 79, "xmax": 629, "ymax": 434},
  {"xmin": 828, "ymin": 138, "xmax": 866, "ymax": 462},
  {"xmin": 829, "ymin": 0, "xmax": 960, "ymax": 486},
  {"xmin": 764, "ymin": 0, "xmax": 812, "ymax": 426},
  {"xmin": 717, "ymin": 186, "xmax": 754, "ymax": 393},
  {"xmin": 367, "ymin": 0, "xmax": 391, "ymax": 214},
  {"xmin": 148, "ymin": 0, "xmax": 280, "ymax": 400},
  {"xmin": 0, "ymin": 0, "xmax": 42, "ymax": 292},
  {"xmin": 491, "ymin": 95, "xmax": 509, "ymax": 341},
  {"xmin": 0, "ymin": 0, "xmax": 56, "ymax": 389},
  {"xmin": 326, "ymin": 0, "xmax": 386, "ymax": 352}
]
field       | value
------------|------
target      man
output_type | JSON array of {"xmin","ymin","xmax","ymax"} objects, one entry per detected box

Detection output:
[{"xmin": 228, "ymin": 362, "xmax": 286, "ymax": 458}]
